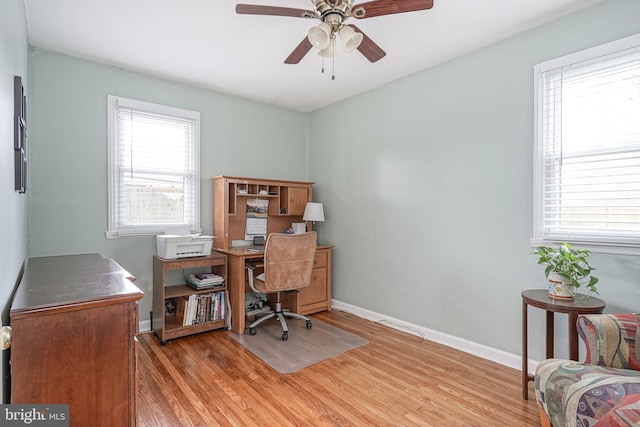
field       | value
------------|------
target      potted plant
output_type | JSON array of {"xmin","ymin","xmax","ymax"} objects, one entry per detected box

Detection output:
[{"xmin": 534, "ymin": 242, "xmax": 599, "ymax": 299}]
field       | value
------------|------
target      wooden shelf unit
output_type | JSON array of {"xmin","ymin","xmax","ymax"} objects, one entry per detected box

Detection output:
[
  {"xmin": 152, "ymin": 253, "xmax": 228, "ymax": 344},
  {"xmin": 213, "ymin": 175, "xmax": 313, "ymax": 249}
]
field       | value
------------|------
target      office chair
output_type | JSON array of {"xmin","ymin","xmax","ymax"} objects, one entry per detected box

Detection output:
[{"xmin": 246, "ymin": 231, "xmax": 317, "ymax": 340}]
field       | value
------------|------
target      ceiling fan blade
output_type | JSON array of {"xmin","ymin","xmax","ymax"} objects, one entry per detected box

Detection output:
[
  {"xmin": 236, "ymin": 4, "xmax": 312, "ymax": 18},
  {"xmin": 349, "ymin": 25, "xmax": 386, "ymax": 63},
  {"xmin": 354, "ymin": 0, "xmax": 434, "ymax": 18},
  {"xmin": 284, "ymin": 37, "xmax": 313, "ymax": 64}
]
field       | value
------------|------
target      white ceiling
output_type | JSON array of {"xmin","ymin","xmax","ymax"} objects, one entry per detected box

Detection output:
[{"xmin": 23, "ymin": 0, "xmax": 604, "ymax": 113}]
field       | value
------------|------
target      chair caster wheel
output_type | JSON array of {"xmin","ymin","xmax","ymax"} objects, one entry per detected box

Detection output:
[
  {"xmin": 306, "ymin": 320, "xmax": 312, "ymax": 329},
  {"xmin": 249, "ymin": 327, "xmax": 256, "ymax": 335},
  {"xmin": 282, "ymin": 331, "xmax": 288, "ymax": 341}
]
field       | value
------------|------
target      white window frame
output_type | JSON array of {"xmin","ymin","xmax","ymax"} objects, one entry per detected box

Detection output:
[
  {"xmin": 106, "ymin": 95, "xmax": 201, "ymax": 239},
  {"xmin": 532, "ymin": 33, "xmax": 640, "ymax": 255}
]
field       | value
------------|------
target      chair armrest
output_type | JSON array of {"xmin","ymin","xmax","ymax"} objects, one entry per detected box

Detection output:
[
  {"xmin": 577, "ymin": 313, "xmax": 640, "ymax": 370},
  {"xmin": 245, "ymin": 260, "xmax": 265, "ymax": 293},
  {"xmin": 245, "ymin": 260, "xmax": 265, "ymax": 269}
]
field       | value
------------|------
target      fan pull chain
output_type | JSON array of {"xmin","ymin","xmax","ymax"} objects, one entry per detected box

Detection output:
[
  {"xmin": 331, "ymin": 38, "xmax": 336, "ymax": 80},
  {"xmin": 319, "ymin": 36, "xmax": 336, "ymax": 80}
]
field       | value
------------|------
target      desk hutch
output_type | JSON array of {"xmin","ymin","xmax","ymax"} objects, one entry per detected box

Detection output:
[{"xmin": 213, "ymin": 175, "xmax": 333, "ymax": 334}]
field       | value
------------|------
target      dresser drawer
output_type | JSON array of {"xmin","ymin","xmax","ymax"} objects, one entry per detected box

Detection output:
[{"xmin": 313, "ymin": 251, "xmax": 327, "ymax": 269}]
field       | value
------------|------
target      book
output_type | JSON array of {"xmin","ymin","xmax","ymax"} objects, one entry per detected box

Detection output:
[
  {"xmin": 213, "ymin": 293, "xmax": 219, "ymax": 320},
  {"xmin": 188, "ymin": 274, "xmax": 223, "ymax": 285},
  {"xmin": 194, "ymin": 273, "xmax": 224, "ymax": 282},
  {"xmin": 220, "ymin": 292, "xmax": 225, "ymax": 319},
  {"xmin": 180, "ymin": 296, "xmax": 189, "ymax": 326},
  {"xmin": 177, "ymin": 291, "xmax": 227, "ymax": 325},
  {"xmin": 186, "ymin": 282, "xmax": 223, "ymax": 291},
  {"xmin": 187, "ymin": 294, "xmax": 198, "ymax": 325},
  {"xmin": 196, "ymin": 296, "xmax": 204, "ymax": 324},
  {"xmin": 186, "ymin": 275, "xmax": 224, "ymax": 290}
]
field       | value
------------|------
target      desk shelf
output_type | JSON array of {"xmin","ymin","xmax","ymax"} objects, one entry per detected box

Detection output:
[
  {"xmin": 162, "ymin": 316, "xmax": 227, "ymax": 341},
  {"xmin": 152, "ymin": 253, "xmax": 228, "ymax": 345},
  {"xmin": 165, "ymin": 284, "xmax": 225, "ymax": 298}
]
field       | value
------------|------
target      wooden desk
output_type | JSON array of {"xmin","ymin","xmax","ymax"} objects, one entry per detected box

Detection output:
[
  {"xmin": 521, "ymin": 289, "xmax": 605, "ymax": 400},
  {"xmin": 216, "ymin": 244, "xmax": 333, "ymax": 334}
]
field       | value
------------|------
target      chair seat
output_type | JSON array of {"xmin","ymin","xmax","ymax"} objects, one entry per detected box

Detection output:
[{"xmin": 535, "ymin": 358, "xmax": 640, "ymax": 426}]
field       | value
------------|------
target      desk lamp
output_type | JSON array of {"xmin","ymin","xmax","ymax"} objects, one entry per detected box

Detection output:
[{"xmin": 303, "ymin": 202, "xmax": 324, "ymax": 236}]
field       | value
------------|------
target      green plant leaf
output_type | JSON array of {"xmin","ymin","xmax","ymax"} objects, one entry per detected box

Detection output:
[{"xmin": 532, "ymin": 242, "xmax": 598, "ymax": 294}]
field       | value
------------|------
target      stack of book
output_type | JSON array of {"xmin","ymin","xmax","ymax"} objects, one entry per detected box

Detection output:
[
  {"xmin": 186, "ymin": 273, "xmax": 224, "ymax": 290},
  {"xmin": 178, "ymin": 292, "xmax": 226, "ymax": 326}
]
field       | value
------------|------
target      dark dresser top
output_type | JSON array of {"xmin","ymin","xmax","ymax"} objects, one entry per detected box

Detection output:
[{"xmin": 11, "ymin": 253, "xmax": 144, "ymax": 318}]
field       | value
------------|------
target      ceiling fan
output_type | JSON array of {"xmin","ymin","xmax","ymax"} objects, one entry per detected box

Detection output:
[{"xmin": 236, "ymin": 0, "xmax": 434, "ymax": 65}]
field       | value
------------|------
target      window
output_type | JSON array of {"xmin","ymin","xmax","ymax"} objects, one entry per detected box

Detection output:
[
  {"xmin": 532, "ymin": 33, "xmax": 640, "ymax": 254},
  {"xmin": 107, "ymin": 96, "xmax": 200, "ymax": 238}
]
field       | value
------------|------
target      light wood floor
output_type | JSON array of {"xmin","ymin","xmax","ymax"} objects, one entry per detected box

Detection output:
[{"xmin": 138, "ymin": 310, "xmax": 540, "ymax": 426}]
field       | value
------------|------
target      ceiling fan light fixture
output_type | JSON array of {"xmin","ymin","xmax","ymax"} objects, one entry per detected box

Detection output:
[
  {"xmin": 338, "ymin": 25, "xmax": 363, "ymax": 53},
  {"xmin": 307, "ymin": 22, "xmax": 332, "ymax": 50}
]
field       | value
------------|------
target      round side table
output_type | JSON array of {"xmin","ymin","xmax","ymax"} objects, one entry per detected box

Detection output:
[{"xmin": 521, "ymin": 289, "xmax": 605, "ymax": 400}]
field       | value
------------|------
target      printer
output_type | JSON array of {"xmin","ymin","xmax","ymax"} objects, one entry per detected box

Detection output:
[{"xmin": 156, "ymin": 234, "xmax": 214, "ymax": 259}]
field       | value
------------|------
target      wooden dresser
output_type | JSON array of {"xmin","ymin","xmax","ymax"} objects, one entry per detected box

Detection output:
[{"xmin": 10, "ymin": 253, "xmax": 144, "ymax": 426}]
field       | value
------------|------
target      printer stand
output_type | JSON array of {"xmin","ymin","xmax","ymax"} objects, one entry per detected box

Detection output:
[{"xmin": 152, "ymin": 253, "xmax": 228, "ymax": 344}]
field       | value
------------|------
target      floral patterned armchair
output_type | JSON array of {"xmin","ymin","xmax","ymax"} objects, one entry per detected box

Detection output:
[{"xmin": 535, "ymin": 313, "xmax": 640, "ymax": 426}]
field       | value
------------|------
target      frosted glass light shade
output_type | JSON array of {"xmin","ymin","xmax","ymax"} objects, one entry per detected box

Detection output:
[
  {"xmin": 303, "ymin": 202, "xmax": 325, "ymax": 222},
  {"xmin": 339, "ymin": 25, "xmax": 363, "ymax": 52},
  {"xmin": 307, "ymin": 22, "xmax": 331, "ymax": 50},
  {"xmin": 317, "ymin": 41, "xmax": 338, "ymax": 58}
]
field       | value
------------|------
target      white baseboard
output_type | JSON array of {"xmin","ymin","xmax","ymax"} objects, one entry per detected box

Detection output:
[
  {"xmin": 331, "ymin": 299, "xmax": 538, "ymax": 374},
  {"xmin": 139, "ymin": 319, "xmax": 151, "ymax": 333}
]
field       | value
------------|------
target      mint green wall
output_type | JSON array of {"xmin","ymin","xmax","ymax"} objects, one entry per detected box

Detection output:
[
  {"xmin": 308, "ymin": 0, "xmax": 640, "ymax": 361},
  {"xmin": 24, "ymin": 0, "xmax": 640, "ymax": 366},
  {"xmin": 0, "ymin": 0, "xmax": 29, "ymax": 403},
  {"xmin": 28, "ymin": 50, "xmax": 308, "ymax": 321}
]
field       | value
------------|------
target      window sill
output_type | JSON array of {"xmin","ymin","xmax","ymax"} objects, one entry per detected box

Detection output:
[
  {"xmin": 105, "ymin": 228, "xmax": 202, "ymax": 240},
  {"xmin": 530, "ymin": 238, "xmax": 640, "ymax": 256}
]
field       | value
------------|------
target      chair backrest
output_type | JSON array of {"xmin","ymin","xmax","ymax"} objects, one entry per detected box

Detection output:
[
  {"xmin": 578, "ymin": 313, "xmax": 640, "ymax": 370},
  {"xmin": 261, "ymin": 232, "xmax": 317, "ymax": 292}
]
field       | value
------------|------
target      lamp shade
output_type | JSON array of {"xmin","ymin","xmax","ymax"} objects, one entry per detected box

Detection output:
[
  {"xmin": 303, "ymin": 202, "xmax": 325, "ymax": 222},
  {"xmin": 317, "ymin": 40, "xmax": 338, "ymax": 59},
  {"xmin": 339, "ymin": 25, "xmax": 363, "ymax": 53},
  {"xmin": 307, "ymin": 22, "xmax": 331, "ymax": 50}
]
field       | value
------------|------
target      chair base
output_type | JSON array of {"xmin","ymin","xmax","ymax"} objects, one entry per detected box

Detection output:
[{"xmin": 248, "ymin": 299, "xmax": 312, "ymax": 341}]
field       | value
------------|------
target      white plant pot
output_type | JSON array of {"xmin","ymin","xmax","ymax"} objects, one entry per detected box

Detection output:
[{"xmin": 548, "ymin": 271, "xmax": 575, "ymax": 299}]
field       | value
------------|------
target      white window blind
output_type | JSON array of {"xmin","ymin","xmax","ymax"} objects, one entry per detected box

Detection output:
[
  {"xmin": 532, "ymin": 33, "xmax": 640, "ymax": 254},
  {"xmin": 107, "ymin": 96, "xmax": 200, "ymax": 238}
]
